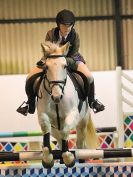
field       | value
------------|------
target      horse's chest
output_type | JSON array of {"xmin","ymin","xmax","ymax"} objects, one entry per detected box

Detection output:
[
  {"xmin": 48, "ymin": 109, "xmax": 64, "ymax": 120},
  {"xmin": 47, "ymin": 103, "xmax": 65, "ymax": 125}
]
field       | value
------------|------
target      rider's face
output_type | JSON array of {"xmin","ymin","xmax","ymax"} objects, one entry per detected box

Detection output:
[{"xmin": 59, "ymin": 24, "xmax": 73, "ymax": 37}]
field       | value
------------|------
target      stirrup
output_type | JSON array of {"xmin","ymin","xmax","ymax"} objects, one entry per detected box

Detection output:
[
  {"xmin": 91, "ymin": 99, "xmax": 105, "ymax": 113},
  {"xmin": 16, "ymin": 101, "xmax": 29, "ymax": 116}
]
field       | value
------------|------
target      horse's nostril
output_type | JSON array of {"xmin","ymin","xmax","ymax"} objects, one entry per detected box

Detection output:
[
  {"xmin": 51, "ymin": 95, "xmax": 60, "ymax": 103},
  {"xmin": 60, "ymin": 95, "xmax": 63, "ymax": 99},
  {"xmin": 51, "ymin": 95, "xmax": 54, "ymax": 100}
]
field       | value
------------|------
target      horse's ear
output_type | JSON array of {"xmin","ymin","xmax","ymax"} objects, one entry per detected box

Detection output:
[{"xmin": 61, "ymin": 42, "xmax": 71, "ymax": 55}]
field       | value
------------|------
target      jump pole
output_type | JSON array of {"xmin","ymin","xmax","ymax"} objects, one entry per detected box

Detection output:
[
  {"xmin": 0, "ymin": 127, "xmax": 117, "ymax": 138},
  {"xmin": 0, "ymin": 131, "xmax": 42, "ymax": 138},
  {"xmin": 0, "ymin": 148, "xmax": 133, "ymax": 162}
]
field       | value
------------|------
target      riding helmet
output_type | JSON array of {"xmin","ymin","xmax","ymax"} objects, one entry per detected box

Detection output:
[{"xmin": 56, "ymin": 9, "xmax": 75, "ymax": 26}]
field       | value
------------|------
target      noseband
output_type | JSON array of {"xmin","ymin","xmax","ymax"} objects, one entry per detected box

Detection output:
[{"xmin": 43, "ymin": 75, "xmax": 67, "ymax": 96}]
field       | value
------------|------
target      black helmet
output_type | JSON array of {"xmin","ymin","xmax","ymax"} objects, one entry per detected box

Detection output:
[{"xmin": 56, "ymin": 9, "xmax": 75, "ymax": 26}]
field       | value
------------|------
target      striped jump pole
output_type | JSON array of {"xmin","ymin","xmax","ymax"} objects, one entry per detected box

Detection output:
[
  {"xmin": 0, "ymin": 131, "xmax": 42, "ymax": 138},
  {"xmin": 0, "ymin": 127, "xmax": 117, "ymax": 138},
  {"xmin": 0, "ymin": 148, "xmax": 133, "ymax": 162}
]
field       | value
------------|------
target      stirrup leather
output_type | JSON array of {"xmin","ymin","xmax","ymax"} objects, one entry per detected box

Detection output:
[{"xmin": 16, "ymin": 101, "xmax": 29, "ymax": 116}]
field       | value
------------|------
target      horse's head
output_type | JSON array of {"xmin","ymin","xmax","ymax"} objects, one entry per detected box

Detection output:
[{"xmin": 41, "ymin": 42, "xmax": 70, "ymax": 103}]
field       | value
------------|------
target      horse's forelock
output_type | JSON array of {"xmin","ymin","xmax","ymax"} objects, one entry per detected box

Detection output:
[{"xmin": 43, "ymin": 42, "xmax": 59, "ymax": 55}]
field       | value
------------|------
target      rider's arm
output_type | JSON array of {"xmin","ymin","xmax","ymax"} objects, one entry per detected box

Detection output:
[
  {"xmin": 66, "ymin": 32, "xmax": 85, "ymax": 68},
  {"xmin": 68, "ymin": 32, "xmax": 85, "ymax": 62},
  {"xmin": 66, "ymin": 57, "xmax": 78, "ymax": 70},
  {"xmin": 67, "ymin": 32, "xmax": 80, "ymax": 57}
]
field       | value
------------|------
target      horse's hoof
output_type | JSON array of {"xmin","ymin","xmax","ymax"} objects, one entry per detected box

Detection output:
[
  {"xmin": 62, "ymin": 151, "xmax": 75, "ymax": 168},
  {"xmin": 42, "ymin": 147, "xmax": 54, "ymax": 168},
  {"xmin": 42, "ymin": 159, "xmax": 54, "ymax": 169},
  {"xmin": 65, "ymin": 159, "xmax": 75, "ymax": 168}
]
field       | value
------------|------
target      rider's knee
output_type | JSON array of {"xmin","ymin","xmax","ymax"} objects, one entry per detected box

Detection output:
[{"xmin": 26, "ymin": 67, "xmax": 42, "ymax": 80}]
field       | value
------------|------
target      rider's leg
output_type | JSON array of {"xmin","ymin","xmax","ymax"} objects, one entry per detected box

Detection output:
[
  {"xmin": 17, "ymin": 67, "xmax": 42, "ymax": 115},
  {"xmin": 26, "ymin": 67, "xmax": 43, "ymax": 113},
  {"xmin": 25, "ymin": 83, "xmax": 36, "ymax": 114},
  {"xmin": 77, "ymin": 62, "xmax": 105, "ymax": 113}
]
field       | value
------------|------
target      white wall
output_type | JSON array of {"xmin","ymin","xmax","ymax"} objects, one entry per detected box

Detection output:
[{"xmin": 0, "ymin": 70, "xmax": 133, "ymax": 133}]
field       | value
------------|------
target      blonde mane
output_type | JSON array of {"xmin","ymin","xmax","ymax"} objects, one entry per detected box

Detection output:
[
  {"xmin": 41, "ymin": 41, "xmax": 59, "ymax": 56},
  {"xmin": 41, "ymin": 41, "xmax": 70, "ymax": 58}
]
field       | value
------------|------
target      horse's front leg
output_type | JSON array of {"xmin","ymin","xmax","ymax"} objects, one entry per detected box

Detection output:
[
  {"xmin": 61, "ymin": 139, "xmax": 75, "ymax": 167},
  {"xmin": 38, "ymin": 113, "xmax": 54, "ymax": 168},
  {"xmin": 61, "ymin": 108, "xmax": 79, "ymax": 167},
  {"xmin": 42, "ymin": 133, "xmax": 54, "ymax": 168}
]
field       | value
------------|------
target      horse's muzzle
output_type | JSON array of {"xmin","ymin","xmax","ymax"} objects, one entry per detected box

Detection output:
[{"xmin": 51, "ymin": 95, "xmax": 63, "ymax": 103}]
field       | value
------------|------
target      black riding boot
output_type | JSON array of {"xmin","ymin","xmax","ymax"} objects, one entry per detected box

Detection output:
[
  {"xmin": 88, "ymin": 81, "xmax": 105, "ymax": 113},
  {"xmin": 16, "ymin": 96, "xmax": 36, "ymax": 116},
  {"xmin": 16, "ymin": 70, "xmax": 44, "ymax": 116},
  {"xmin": 27, "ymin": 96, "xmax": 36, "ymax": 114}
]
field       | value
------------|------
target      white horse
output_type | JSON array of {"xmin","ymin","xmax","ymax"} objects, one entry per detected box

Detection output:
[{"xmin": 36, "ymin": 41, "xmax": 98, "ymax": 168}]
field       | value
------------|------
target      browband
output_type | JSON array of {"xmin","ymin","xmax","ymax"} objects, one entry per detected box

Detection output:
[{"xmin": 47, "ymin": 55, "xmax": 67, "ymax": 58}]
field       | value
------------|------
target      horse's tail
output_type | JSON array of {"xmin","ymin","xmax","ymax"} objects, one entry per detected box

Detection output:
[{"xmin": 85, "ymin": 114, "xmax": 99, "ymax": 149}]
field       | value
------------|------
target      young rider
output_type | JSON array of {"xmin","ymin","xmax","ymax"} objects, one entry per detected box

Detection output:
[{"xmin": 17, "ymin": 9, "xmax": 105, "ymax": 115}]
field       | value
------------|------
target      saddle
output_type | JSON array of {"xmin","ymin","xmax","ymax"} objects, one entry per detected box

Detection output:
[
  {"xmin": 67, "ymin": 68, "xmax": 89, "ymax": 112},
  {"xmin": 67, "ymin": 68, "xmax": 89, "ymax": 101},
  {"xmin": 25, "ymin": 72, "xmax": 44, "ymax": 98}
]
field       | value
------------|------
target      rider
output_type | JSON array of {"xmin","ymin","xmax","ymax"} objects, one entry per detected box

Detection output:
[{"xmin": 17, "ymin": 9, "xmax": 105, "ymax": 115}]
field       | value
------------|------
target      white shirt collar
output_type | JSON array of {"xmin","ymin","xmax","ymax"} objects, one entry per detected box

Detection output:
[{"xmin": 59, "ymin": 31, "xmax": 68, "ymax": 40}]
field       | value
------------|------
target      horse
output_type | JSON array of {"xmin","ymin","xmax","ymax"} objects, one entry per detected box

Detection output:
[{"xmin": 35, "ymin": 41, "xmax": 98, "ymax": 168}]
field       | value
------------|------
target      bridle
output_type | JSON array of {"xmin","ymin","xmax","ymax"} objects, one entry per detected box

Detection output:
[{"xmin": 42, "ymin": 54, "xmax": 67, "ymax": 98}]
